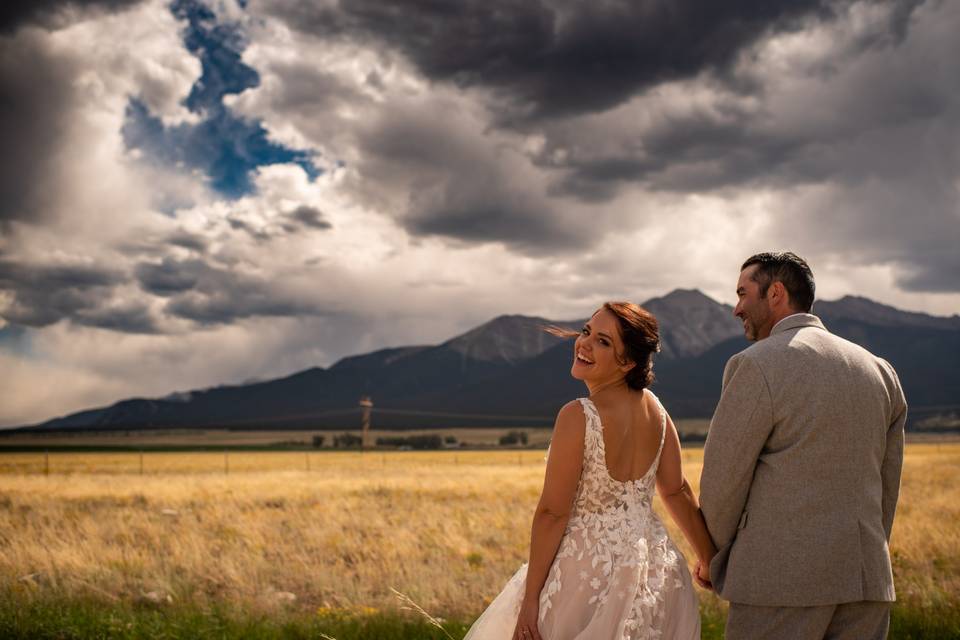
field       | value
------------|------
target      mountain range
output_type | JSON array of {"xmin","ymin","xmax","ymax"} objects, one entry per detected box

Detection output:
[{"xmin": 15, "ymin": 290, "xmax": 960, "ymax": 432}]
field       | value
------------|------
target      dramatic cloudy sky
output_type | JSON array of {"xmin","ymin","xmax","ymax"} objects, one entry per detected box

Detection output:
[{"xmin": 1, "ymin": 0, "xmax": 958, "ymax": 426}]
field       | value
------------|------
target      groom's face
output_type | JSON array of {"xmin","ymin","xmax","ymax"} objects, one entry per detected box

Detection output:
[{"xmin": 735, "ymin": 265, "xmax": 773, "ymax": 342}]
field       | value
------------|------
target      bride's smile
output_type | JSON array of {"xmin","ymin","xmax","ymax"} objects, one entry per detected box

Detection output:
[{"xmin": 570, "ymin": 309, "xmax": 637, "ymax": 391}]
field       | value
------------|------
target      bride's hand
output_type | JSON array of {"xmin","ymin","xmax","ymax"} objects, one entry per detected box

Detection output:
[
  {"xmin": 694, "ymin": 559, "xmax": 713, "ymax": 591},
  {"xmin": 511, "ymin": 597, "xmax": 543, "ymax": 640}
]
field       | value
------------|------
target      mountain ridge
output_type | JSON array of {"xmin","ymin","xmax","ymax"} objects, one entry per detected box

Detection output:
[{"xmin": 11, "ymin": 289, "xmax": 959, "ymax": 431}]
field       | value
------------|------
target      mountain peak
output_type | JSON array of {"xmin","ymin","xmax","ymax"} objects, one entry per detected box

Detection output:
[
  {"xmin": 640, "ymin": 289, "xmax": 742, "ymax": 359},
  {"xmin": 653, "ymin": 288, "xmax": 717, "ymax": 304},
  {"xmin": 442, "ymin": 314, "xmax": 576, "ymax": 364}
]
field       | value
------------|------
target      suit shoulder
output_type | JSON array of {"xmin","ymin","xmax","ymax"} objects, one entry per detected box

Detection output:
[
  {"xmin": 731, "ymin": 335, "xmax": 782, "ymax": 365},
  {"xmin": 822, "ymin": 330, "xmax": 888, "ymax": 364},
  {"xmin": 721, "ymin": 346, "xmax": 773, "ymax": 387}
]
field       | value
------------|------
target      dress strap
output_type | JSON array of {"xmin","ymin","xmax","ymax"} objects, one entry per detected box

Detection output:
[
  {"xmin": 577, "ymin": 397, "xmax": 600, "ymax": 430},
  {"xmin": 576, "ymin": 397, "xmax": 603, "ymax": 463}
]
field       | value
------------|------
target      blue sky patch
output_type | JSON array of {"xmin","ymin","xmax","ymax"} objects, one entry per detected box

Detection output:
[
  {"xmin": 122, "ymin": 0, "xmax": 318, "ymax": 198},
  {"xmin": 0, "ymin": 324, "xmax": 32, "ymax": 358}
]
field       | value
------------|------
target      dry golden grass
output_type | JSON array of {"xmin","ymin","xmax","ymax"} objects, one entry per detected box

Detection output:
[{"xmin": 0, "ymin": 445, "xmax": 956, "ymax": 619}]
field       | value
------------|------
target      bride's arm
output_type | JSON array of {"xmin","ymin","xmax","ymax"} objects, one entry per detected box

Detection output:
[
  {"xmin": 513, "ymin": 401, "xmax": 585, "ymax": 638},
  {"xmin": 656, "ymin": 413, "xmax": 717, "ymax": 571}
]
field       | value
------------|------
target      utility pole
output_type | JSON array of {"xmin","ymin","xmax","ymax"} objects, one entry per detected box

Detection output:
[{"xmin": 359, "ymin": 396, "xmax": 373, "ymax": 450}]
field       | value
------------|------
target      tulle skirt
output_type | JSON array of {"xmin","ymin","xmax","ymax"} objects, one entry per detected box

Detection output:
[{"xmin": 464, "ymin": 541, "xmax": 700, "ymax": 640}]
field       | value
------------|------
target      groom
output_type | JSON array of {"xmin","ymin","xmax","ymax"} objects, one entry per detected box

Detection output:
[{"xmin": 698, "ymin": 252, "xmax": 907, "ymax": 639}]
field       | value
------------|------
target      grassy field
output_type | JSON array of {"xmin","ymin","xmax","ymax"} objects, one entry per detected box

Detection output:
[{"xmin": 0, "ymin": 445, "xmax": 957, "ymax": 638}]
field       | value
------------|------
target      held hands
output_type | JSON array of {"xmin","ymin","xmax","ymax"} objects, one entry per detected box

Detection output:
[
  {"xmin": 511, "ymin": 596, "xmax": 543, "ymax": 640},
  {"xmin": 693, "ymin": 559, "xmax": 713, "ymax": 591}
]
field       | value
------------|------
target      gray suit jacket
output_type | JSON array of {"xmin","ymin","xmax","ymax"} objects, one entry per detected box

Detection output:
[{"xmin": 700, "ymin": 314, "xmax": 906, "ymax": 606}]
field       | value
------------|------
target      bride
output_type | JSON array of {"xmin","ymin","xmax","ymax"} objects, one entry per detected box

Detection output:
[{"xmin": 464, "ymin": 302, "xmax": 715, "ymax": 640}]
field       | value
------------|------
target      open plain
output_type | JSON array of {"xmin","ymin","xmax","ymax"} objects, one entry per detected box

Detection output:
[{"xmin": 0, "ymin": 444, "xmax": 957, "ymax": 638}]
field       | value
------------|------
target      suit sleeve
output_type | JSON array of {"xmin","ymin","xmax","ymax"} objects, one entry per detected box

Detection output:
[
  {"xmin": 881, "ymin": 361, "xmax": 907, "ymax": 541},
  {"xmin": 700, "ymin": 352, "xmax": 774, "ymax": 550}
]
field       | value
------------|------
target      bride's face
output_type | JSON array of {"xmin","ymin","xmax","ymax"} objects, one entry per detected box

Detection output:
[{"xmin": 571, "ymin": 308, "xmax": 634, "ymax": 385}]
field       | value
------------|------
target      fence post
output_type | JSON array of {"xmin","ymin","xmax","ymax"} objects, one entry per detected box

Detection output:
[
  {"xmin": 139, "ymin": 450, "xmax": 144, "ymax": 476},
  {"xmin": 224, "ymin": 450, "xmax": 229, "ymax": 475},
  {"xmin": 44, "ymin": 450, "xmax": 49, "ymax": 476}
]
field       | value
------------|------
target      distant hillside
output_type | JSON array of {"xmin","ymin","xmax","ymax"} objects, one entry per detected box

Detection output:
[{"xmin": 14, "ymin": 290, "xmax": 960, "ymax": 432}]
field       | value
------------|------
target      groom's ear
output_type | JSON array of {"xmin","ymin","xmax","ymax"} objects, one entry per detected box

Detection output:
[{"xmin": 769, "ymin": 280, "xmax": 789, "ymax": 306}]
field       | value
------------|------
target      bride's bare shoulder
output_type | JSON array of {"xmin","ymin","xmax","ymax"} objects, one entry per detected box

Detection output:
[{"xmin": 553, "ymin": 400, "xmax": 587, "ymax": 434}]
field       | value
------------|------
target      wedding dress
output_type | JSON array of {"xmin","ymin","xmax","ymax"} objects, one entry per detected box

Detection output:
[{"xmin": 464, "ymin": 394, "xmax": 700, "ymax": 639}]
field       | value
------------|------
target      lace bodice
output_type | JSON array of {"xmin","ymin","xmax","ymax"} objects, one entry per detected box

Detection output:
[
  {"xmin": 572, "ymin": 395, "xmax": 666, "ymax": 519},
  {"xmin": 539, "ymin": 393, "xmax": 687, "ymax": 639}
]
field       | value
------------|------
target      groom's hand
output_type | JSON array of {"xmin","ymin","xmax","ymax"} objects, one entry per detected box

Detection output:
[{"xmin": 694, "ymin": 560, "xmax": 713, "ymax": 591}]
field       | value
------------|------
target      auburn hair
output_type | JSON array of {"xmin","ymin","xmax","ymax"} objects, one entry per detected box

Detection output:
[{"xmin": 546, "ymin": 301, "xmax": 660, "ymax": 390}]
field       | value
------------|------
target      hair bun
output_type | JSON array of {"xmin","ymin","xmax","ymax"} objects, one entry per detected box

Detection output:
[{"xmin": 602, "ymin": 301, "xmax": 659, "ymax": 391}]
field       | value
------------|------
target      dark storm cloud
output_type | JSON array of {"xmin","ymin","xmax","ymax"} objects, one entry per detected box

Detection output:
[
  {"xmin": 895, "ymin": 249, "xmax": 960, "ymax": 293},
  {"xmin": 134, "ymin": 256, "xmax": 324, "ymax": 324},
  {"xmin": 73, "ymin": 303, "xmax": 159, "ymax": 333},
  {"xmin": 884, "ymin": 240, "xmax": 960, "ymax": 295},
  {"xmin": 0, "ymin": 259, "xmax": 142, "ymax": 329},
  {"xmin": 406, "ymin": 183, "xmax": 579, "ymax": 251},
  {"xmin": 288, "ymin": 206, "xmax": 332, "ymax": 230},
  {"xmin": 223, "ymin": 207, "xmax": 331, "ymax": 241},
  {"xmin": 135, "ymin": 258, "xmax": 202, "ymax": 296},
  {"xmin": 0, "ymin": 260, "xmax": 121, "ymax": 290},
  {"xmin": 351, "ymin": 102, "xmax": 584, "ymax": 251},
  {"xmin": 167, "ymin": 229, "xmax": 208, "ymax": 253},
  {"xmin": 347, "ymin": 139, "xmax": 578, "ymax": 254},
  {"xmin": 0, "ymin": 0, "xmax": 144, "ymax": 34},
  {"xmin": 225, "ymin": 217, "xmax": 272, "ymax": 241},
  {"xmin": 539, "ymin": 110, "xmax": 795, "ymax": 199},
  {"xmin": 260, "ymin": 0, "xmax": 937, "ymax": 255},
  {"xmin": 165, "ymin": 289, "xmax": 319, "ymax": 325},
  {"xmin": 538, "ymin": 42, "xmax": 951, "ymax": 199},
  {"xmin": 0, "ymin": 34, "xmax": 75, "ymax": 224},
  {"xmin": 265, "ymin": 0, "xmax": 846, "ymax": 120}
]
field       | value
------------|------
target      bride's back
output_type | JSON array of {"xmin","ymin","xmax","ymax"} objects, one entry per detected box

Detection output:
[{"xmin": 592, "ymin": 389, "xmax": 664, "ymax": 483}]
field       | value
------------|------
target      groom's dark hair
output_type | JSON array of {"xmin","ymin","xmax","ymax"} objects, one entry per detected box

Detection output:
[{"xmin": 742, "ymin": 252, "xmax": 815, "ymax": 312}]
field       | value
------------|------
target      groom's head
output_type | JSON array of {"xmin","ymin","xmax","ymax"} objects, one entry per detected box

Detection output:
[{"xmin": 735, "ymin": 252, "xmax": 815, "ymax": 341}]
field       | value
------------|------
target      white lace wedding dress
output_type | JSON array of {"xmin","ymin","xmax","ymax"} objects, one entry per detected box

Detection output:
[{"xmin": 464, "ymin": 395, "xmax": 700, "ymax": 639}]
